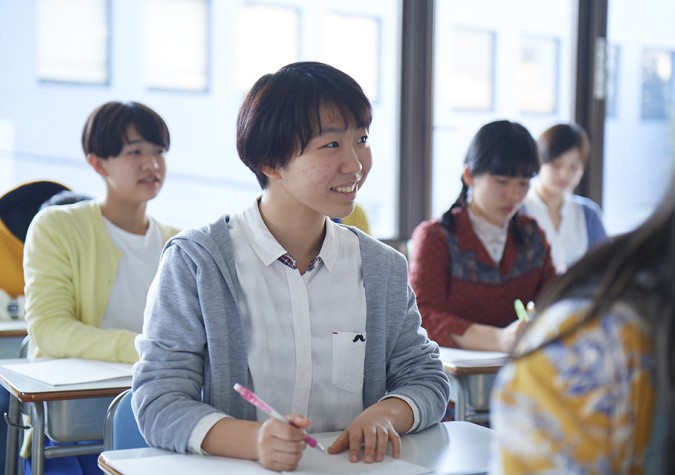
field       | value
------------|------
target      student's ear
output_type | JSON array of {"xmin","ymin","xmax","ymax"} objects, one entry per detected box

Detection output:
[
  {"xmin": 462, "ymin": 167, "xmax": 474, "ymax": 187},
  {"xmin": 87, "ymin": 154, "xmax": 108, "ymax": 177},
  {"xmin": 261, "ymin": 165, "xmax": 281, "ymax": 181}
]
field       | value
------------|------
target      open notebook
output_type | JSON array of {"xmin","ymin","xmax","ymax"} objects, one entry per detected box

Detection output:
[
  {"xmin": 439, "ymin": 347, "xmax": 509, "ymax": 367},
  {"xmin": 1, "ymin": 358, "xmax": 133, "ymax": 386}
]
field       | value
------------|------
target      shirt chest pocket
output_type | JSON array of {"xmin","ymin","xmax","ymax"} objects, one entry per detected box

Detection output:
[{"xmin": 332, "ymin": 331, "xmax": 366, "ymax": 393}]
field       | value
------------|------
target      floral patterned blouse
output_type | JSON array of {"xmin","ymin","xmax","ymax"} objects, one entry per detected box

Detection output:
[{"xmin": 490, "ymin": 297, "xmax": 657, "ymax": 475}]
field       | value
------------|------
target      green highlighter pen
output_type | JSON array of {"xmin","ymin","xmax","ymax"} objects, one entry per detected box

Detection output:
[{"xmin": 514, "ymin": 299, "xmax": 530, "ymax": 322}]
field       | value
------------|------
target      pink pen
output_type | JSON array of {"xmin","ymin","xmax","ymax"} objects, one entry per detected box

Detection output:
[{"xmin": 233, "ymin": 383, "xmax": 326, "ymax": 452}]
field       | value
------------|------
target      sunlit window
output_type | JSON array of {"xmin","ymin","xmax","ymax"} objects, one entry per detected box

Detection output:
[
  {"xmin": 322, "ymin": 13, "xmax": 380, "ymax": 102},
  {"xmin": 641, "ymin": 48, "xmax": 673, "ymax": 119},
  {"xmin": 518, "ymin": 36, "xmax": 559, "ymax": 114},
  {"xmin": 236, "ymin": 5, "xmax": 299, "ymax": 94},
  {"xmin": 36, "ymin": 0, "xmax": 109, "ymax": 84},
  {"xmin": 432, "ymin": 0, "xmax": 575, "ymax": 218},
  {"xmin": 446, "ymin": 28, "xmax": 495, "ymax": 111},
  {"xmin": 143, "ymin": 0, "xmax": 209, "ymax": 91}
]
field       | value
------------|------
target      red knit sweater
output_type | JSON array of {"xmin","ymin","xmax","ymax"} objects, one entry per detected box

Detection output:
[{"xmin": 409, "ymin": 207, "xmax": 556, "ymax": 348}]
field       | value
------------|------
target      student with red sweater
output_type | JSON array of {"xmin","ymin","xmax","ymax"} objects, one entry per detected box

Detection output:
[{"xmin": 409, "ymin": 120, "xmax": 556, "ymax": 353}]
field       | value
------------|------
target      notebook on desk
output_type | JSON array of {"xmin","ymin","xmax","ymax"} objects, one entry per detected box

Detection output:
[
  {"xmin": 102, "ymin": 435, "xmax": 433, "ymax": 475},
  {"xmin": 1, "ymin": 358, "xmax": 133, "ymax": 386},
  {"xmin": 439, "ymin": 347, "xmax": 508, "ymax": 367}
]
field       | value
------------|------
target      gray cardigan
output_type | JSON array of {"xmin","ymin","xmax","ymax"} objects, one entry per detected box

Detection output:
[{"xmin": 132, "ymin": 216, "xmax": 450, "ymax": 453}]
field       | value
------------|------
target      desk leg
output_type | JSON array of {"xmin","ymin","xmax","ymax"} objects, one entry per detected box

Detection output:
[
  {"xmin": 5, "ymin": 394, "xmax": 20, "ymax": 475},
  {"xmin": 452, "ymin": 375, "xmax": 468, "ymax": 421},
  {"xmin": 30, "ymin": 403, "xmax": 45, "ymax": 475}
]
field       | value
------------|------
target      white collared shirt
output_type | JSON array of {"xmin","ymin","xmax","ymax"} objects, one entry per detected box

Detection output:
[
  {"xmin": 467, "ymin": 207, "xmax": 509, "ymax": 264},
  {"xmin": 188, "ymin": 200, "xmax": 368, "ymax": 452},
  {"xmin": 522, "ymin": 186, "xmax": 587, "ymax": 273}
]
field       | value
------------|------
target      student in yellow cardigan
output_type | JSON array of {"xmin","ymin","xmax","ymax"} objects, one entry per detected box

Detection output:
[
  {"xmin": 24, "ymin": 101, "xmax": 180, "ymax": 364},
  {"xmin": 21, "ymin": 101, "xmax": 180, "ymax": 475}
]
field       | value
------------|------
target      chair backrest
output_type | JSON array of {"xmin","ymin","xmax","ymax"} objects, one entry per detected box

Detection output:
[
  {"xmin": 0, "ymin": 180, "xmax": 71, "ymax": 243},
  {"xmin": 19, "ymin": 334, "xmax": 30, "ymax": 358},
  {"xmin": 104, "ymin": 388, "xmax": 148, "ymax": 451}
]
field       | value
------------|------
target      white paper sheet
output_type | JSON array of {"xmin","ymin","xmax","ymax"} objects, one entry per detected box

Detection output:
[
  {"xmin": 108, "ymin": 453, "xmax": 271, "ymax": 474},
  {"xmin": 439, "ymin": 347, "xmax": 508, "ymax": 367},
  {"xmin": 104, "ymin": 437, "xmax": 432, "ymax": 475},
  {"xmin": 286, "ymin": 436, "xmax": 432, "ymax": 475},
  {"xmin": 1, "ymin": 358, "xmax": 133, "ymax": 386}
]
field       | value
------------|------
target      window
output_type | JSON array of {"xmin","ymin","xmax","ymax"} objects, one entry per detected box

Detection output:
[
  {"xmin": 36, "ymin": 0, "xmax": 109, "ymax": 84},
  {"xmin": 518, "ymin": 36, "xmax": 559, "ymax": 114},
  {"xmin": 236, "ymin": 4, "xmax": 299, "ymax": 94},
  {"xmin": 444, "ymin": 28, "xmax": 495, "ymax": 111},
  {"xmin": 641, "ymin": 48, "xmax": 674, "ymax": 120},
  {"xmin": 603, "ymin": 1, "xmax": 675, "ymax": 233},
  {"xmin": 143, "ymin": 0, "xmax": 209, "ymax": 91},
  {"xmin": 322, "ymin": 13, "xmax": 381, "ymax": 102},
  {"xmin": 2, "ymin": 1, "xmax": 400, "ymax": 238},
  {"xmin": 432, "ymin": 0, "xmax": 576, "ymax": 219}
]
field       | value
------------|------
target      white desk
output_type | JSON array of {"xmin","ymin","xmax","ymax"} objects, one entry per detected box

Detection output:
[
  {"xmin": 0, "ymin": 320, "xmax": 27, "ymax": 358},
  {"xmin": 0, "ymin": 358, "xmax": 132, "ymax": 475},
  {"xmin": 440, "ymin": 348, "xmax": 507, "ymax": 422},
  {"xmin": 98, "ymin": 421, "xmax": 492, "ymax": 475}
]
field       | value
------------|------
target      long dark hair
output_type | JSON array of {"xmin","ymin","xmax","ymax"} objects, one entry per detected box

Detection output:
[
  {"xmin": 524, "ymin": 171, "xmax": 675, "ymax": 467},
  {"xmin": 441, "ymin": 120, "xmax": 539, "ymax": 245}
]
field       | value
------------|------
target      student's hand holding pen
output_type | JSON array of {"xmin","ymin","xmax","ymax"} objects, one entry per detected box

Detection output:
[
  {"xmin": 327, "ymin": 397, "xmax": 413, "ymax": 463},
  {"xmin": 497, "ymin": 319, "xmax": 528, "ymax": 353},
  {"xmin": 256, "ymin": 414, "xmax": 312, "ymax": 472}
]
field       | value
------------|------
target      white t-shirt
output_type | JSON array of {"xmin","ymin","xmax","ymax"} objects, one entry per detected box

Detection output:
[
  {"xmin": 100, "ymin": 217, "xmax": 164, "ymax": 333},
  {"xmin": 522, "ymin": 187, "xmax": 587, "ymax": 273}
]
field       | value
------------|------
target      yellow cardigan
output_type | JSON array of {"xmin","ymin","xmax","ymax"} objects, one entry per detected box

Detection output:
[{"xmin": 23, "ymin": 200, "xmax": 180, "ymax": 363}]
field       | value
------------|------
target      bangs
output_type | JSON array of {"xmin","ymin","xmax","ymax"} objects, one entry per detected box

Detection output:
[
  {"xmin": 470, "ymin": 123, "xmax": 540, "ymax": 178},
  {"xmin": 486, "ymin": 151, "xmax": 539, "ymax": 178},
  {"xmin": 129, "ymin": 113, "xmax": 170, "ymax": 149}
]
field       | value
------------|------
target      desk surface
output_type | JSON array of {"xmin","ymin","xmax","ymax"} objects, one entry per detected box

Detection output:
[
  {"xmin": 98, "ymin": 421, "xmax": 492, "ymax": 475},
  {"xmin": 0, "ymin": 319, "xmax": 27, "ymax": 337},
  {"xmin": 0, "ymin": 358, "xmax": 131, "ymax": 402},
  {"xmin": 439, "ymin": 347, "xmax": 506, "ymax": 376}
]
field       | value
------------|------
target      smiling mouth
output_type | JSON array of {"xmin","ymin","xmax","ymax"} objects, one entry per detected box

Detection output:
[
  {"xmin": 139, "ymin": 176, "xmax": 160, "ymax": 184},
  {"xmin": 332, "ymin": 183, "xmax": 357, "ymax": 193}
]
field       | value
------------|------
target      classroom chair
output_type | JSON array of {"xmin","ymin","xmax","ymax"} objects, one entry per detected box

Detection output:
[
  {"xmin": 103, "ymin": 389, "xmax": 147, "ymax": 451},
  {"xmin": 0, "ymin": 181, "xmax": 71, "ymax": 300}
]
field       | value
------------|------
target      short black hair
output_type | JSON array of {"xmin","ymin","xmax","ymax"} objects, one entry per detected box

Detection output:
[
  {"xmin": 538, "ymin": 122, "xmax": 590, "ymax": 166},
  {"xmin": 236, "ymin": 62, "xmax": 373, "ymax": 188},
  {"xmin": 81, "ymin": 101, "xmax": 170, "ymax": 159}
]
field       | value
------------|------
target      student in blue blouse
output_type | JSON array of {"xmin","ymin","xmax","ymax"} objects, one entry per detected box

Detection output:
[{"xmin": 521, "ymin": 123, "xmax": 607, "ymax": 273}]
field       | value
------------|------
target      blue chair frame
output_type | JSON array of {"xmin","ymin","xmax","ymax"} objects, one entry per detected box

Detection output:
[{"xmin": 103, "ymin": 389, "xmax": 147, "ymax": 451}]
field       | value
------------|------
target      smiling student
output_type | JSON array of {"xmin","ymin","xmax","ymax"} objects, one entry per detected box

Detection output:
[
  {"xmin": 132, "ymin": 61, "xmax": 450, "ymax": 473},
  {"xmin": 409, "ymin": 120, "xmax": 556, "ymax": 353},
  {"xmin": 24, "ymin": 101, "xmax": 180, "ymax": 363},
  {"xmin": 21, "ymin": 101, "xmax": 180, "ymax": 474}
]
